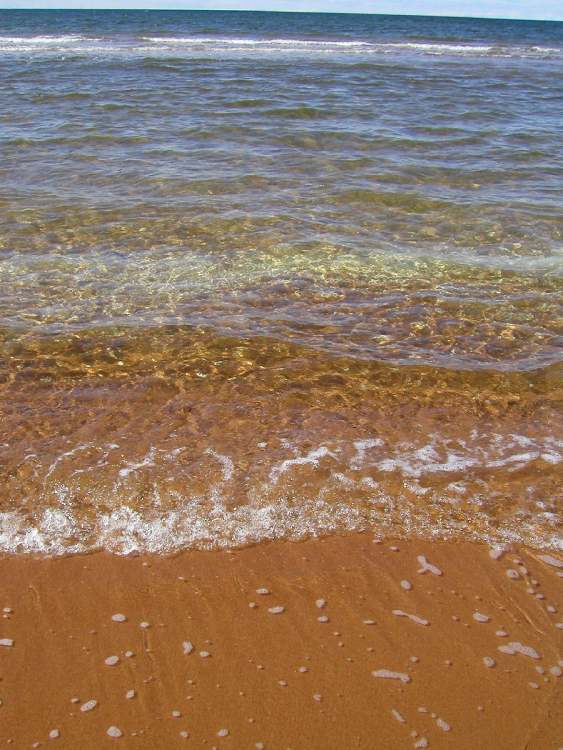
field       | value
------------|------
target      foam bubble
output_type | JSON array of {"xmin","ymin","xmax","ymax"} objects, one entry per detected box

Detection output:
[{"xmin": 269, "ymin": 446, "xmax": 337, "ymax": 485}]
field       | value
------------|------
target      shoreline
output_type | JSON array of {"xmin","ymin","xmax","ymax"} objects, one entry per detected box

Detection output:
[
  {"xmin": 1, "ymin": 533, "xmax": 561, "ymax": 748},
  {"xmin": 2, "ymin": 350, "xmax": 561, "ymax": 556}
]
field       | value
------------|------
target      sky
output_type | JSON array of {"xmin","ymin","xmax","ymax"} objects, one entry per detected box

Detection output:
[{"xmin": 0, "ymin": 0, "xmax": 561, "ymax": 21}]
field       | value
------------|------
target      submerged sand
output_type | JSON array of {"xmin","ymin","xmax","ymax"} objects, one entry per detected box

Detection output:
[{"xmin": 0, "ymin": 534, "xmax": 561, "ymax": 749}]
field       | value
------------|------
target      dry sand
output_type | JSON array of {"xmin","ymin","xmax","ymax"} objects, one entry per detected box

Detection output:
[{"xmin": 0, "ymin": 534, "xmax": 561, "ymax": 749}]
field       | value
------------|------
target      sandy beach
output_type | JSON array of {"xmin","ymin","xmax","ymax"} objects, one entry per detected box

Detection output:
[{"xmin": 1, "ymin": 535, "xmax": 561, "ymax": 748}]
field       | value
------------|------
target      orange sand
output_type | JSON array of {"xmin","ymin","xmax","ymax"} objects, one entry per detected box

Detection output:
[{"xmin": 0, "ymin": 535, "xmax": 561, "ymax": 749}]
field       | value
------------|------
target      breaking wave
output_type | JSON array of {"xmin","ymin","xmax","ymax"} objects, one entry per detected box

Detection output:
[{"xmin": 0, "ymin": 34, "xmax": 559, "ymax": 59}]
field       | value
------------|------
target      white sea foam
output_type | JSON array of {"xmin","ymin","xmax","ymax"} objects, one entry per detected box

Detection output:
[
  {"xmin": 0, "ymin": 484, "xmax": 559, "ymax": 556},
  {"xmin": 389, "ymin": 42, "xmax": 494, "ymax": 53},
  {"xmin": 351, "ymin": 438, "xmax": 384, "ymax": 469},
  {"xmin": 141, "ymin": 36, "xmax": 372, "ymax": 47},
  {"xmin": 139, "ymin": 36, "xmax": 560, "ymax": 57},
  {"xmin": 205, "ymin": 449, "xmax": 235, "ymax": 483},
  {"xmin": 1, "ymin": 428, "xmax": 560, "ymax": 555},
  {"xmin": 370, "ymin": 433, "xmax": 561, "ymax": 479},
  {"xmin": 0, "ymin": 35, "xmax": 86, "ymax": 44},
  {"xmin": 0, "ymin": 34, "xmax": 558, "ymax": 59},
  {"xmin": 269, "ymin": 446, "xmax": 337, "ymax": 485},
  {"xmin": 374, "ymin": 41, "xmax": 560, "ymax": 57},
  {"xmin": 0, "ymin": 498, "xmax": 366, "ymax": 555}
]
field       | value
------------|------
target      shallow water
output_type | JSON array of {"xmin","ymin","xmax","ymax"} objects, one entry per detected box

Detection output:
[{"xmin": 0, "ymin": 10, "xmax": 561, "ymax": 553}]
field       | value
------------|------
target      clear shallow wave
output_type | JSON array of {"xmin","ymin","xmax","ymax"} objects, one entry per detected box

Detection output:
[
  {"xmin": 1, "ymin": 244, "xmax": 560, "ymax": 371},
  {"xmin": 1, "ymin": 430, "xmax": 560, "ymax": 554}
]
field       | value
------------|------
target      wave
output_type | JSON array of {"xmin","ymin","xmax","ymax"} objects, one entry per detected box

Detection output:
[
  {"xmin": 139, "ymin": 37, "xmax": 562, "ymax": 58},
  {"xmin": 0, "ymin": 500, "xmax": 365, "ymax": 556},
  {"xmin": 0, "ymin": 34, "xmax": 559, "ymax": 59},
  {"xmin": 337, "ymin": 189, "xmax": 450, "ymax": 212},
  {"xmin": 0, "ymin": 34, "xmax": 86, "ymax": 44},
  {"xmin": 4, "ymin": 133, "xmax": 149, "ymax": 147},
  {"xmin": 1, "ymin": 432, "xmax": 560, "ymax": 555},
  {"xmin": 262, "ymin": 105, "xmax": 328, "ymax": 120},
  {"xmin": 384, "ymin": 42, "xmax": 561, "ymax": 57},
  {"xmin": 141, "ymin": 36, "xmax": 372, "ymax": 47}
]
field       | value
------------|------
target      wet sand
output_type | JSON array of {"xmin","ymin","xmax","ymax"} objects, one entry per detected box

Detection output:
[{"xmin": 0, "ymin": 534, "xmax": 561, "ymax": 749}]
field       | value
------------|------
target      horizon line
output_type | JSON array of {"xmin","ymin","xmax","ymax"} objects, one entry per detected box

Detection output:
[{"xmin": 0, "ymin": 6, "xmax": 561, "ymax": 22}]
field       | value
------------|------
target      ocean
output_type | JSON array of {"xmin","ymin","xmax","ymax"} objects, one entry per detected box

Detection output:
[{"xmin": 0, "ymin": 9, "xmax": 561, "ymax": 554}]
